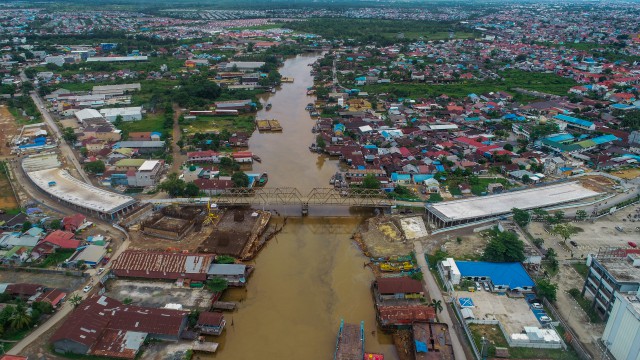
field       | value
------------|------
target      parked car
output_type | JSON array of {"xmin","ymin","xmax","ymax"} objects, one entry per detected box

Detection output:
[
  {"xmin": 540, "ymin": 315, "xmax": 552, "ymax": 322},
  {"xmin": 483, "ymin": 283, "xmax": 490, "ymax": 291},
  {"xmin": 615, "ymin": 226, "xmax": 624, "ymax": 232},
  {"xmin": 475, "ymin": 282, "xmax": 482, "ymax": 291},
  {"xmin": 531, "ymin": 303, "xmax": 543, "ymax": 309},
  {"xmin": 83, "ymin": 285, "xmax": 93, "ymax": 293},
  {"xmin": 97, "ymin": 267, "xmax": 105, "ymax": 274},
  {"xmin": 629, "ymin": 242, "xmax": 637, "ymax": 248},
  {"xmin": 569, "ymin": 240, "xmax": 578, "ymax": 247}
]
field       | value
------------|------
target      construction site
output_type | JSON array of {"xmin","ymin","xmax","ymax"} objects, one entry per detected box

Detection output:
[{"xmin": 124, "ymin": 204, "xmax": 273, "ymax": 259}]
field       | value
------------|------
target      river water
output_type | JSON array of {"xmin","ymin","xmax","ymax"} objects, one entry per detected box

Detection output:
[{"xmin": 209, "ymin": 53, "xmax": 399, "ymax": 359}]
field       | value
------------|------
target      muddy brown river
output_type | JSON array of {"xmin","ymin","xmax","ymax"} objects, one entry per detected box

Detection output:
[{"xmin": 207, "ymin": 54, "xmax": 399, "ymax": 359}]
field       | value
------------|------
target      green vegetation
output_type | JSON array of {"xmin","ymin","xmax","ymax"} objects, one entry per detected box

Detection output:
[
  {"xmin": 3, "ymin": 96, "xmax": 41, "ymax": 124},
  {"xmin": 37, "ymin": 249, "xmax": 75, "ymax": 268},
  {"xmin": 536, "ymin": 278, "xmax": 558, "ymax": 302},
  {"xmin": 231, "ymin": 171, "xmax": 250, "ymax": 188},
  {"xmin": 362, "ymin": 174, "xmax": 381, "ymax": 189},
  {"xmin": 362, "ymin": 70, "xmax": 577, "ymax": 98},
  {"xmin": 512, "ymin": 208, "xmax": 531, "ymax": 228},
  {"xmin": 182, "ymin": 115, "xmax": 255, "ymax": 135},
  {"xmin": 118, "ymin": 112, "xmax": 166, "ymax": 136},
  {"xmin": 286, "ymin": 18, "xmax": 476, "ymax": 45},
  {"xmin": 482, "ymin": 227, "xmax": 525, "ymax": 262},
  {"xmin": 157, "ymin": 173, "xmax": 201, "ymax": 197},
  {"xmin": 84, "ymin": 160, "xmax": 106, "ymax": 174},
  {"xmin": 215, "ymin": 255, "xmax": 236, "ymax": 264},
  {"xmin": 568, "ymin": 288, "xmax": 603, "ymax": 323},
  {"xmin": 469, "ymin": 323, "xmax": 579, "ymax": 359},
  {"xmin": 550, "ymin": 223, "xmax": 580, "ymax": 245},
  {"xmin": 206, "ymin": 277, "xmax": 228, "ymax": 293},
  {"xmin": 572, "ymin": 263, "xmax": 589, "ymax": 279}
]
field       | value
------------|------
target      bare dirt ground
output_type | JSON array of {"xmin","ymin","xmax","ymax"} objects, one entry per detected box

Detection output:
[
  {"xmin": 199, "ymin": 209, "xmax": 262, "ymax": 257},
  {"xmin": 0, "ymin": 105, "xmax": 19, "ymax": 158},
  {"xmin": 0, "ymin": 168, "xmax": 18, "ymax": 210},
  {"xmin": 141, "ymin": 341, "xmax": 192, "ymax": 360},
  {"xmin": 552, "ymin": 262, "xmax": 604, "ymax": 357},
  {"xmin": 105, "ymin": 280, "xmax": 211, "ymax": 310},
  {"xmin": 0, "ymin": 271, "xmax": 85, "ymax": 291},
  {"xmin": 58, "ymin": 118, "xmax": 80, "ymax": 130},
  {"xmin": 611, "ymin": 168, "xmax": 640, "ymax": 180},
  {"xmin": 357, "ymin": 216, "xmax": 416, "ymax": 257},
  {"xmin": 578, "ymin": 175, "xmax": 616, "ymax": 193},
  {"xmin": 529, "ymin": 205, "xmax": 640, "ymax": 260}
]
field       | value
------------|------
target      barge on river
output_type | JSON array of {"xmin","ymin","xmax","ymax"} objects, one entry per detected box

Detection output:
[
  {"xmin": 334, "ymin": 320, "xmax": 364, "ymax": 360},
  {"xmin": 256, "ymin": 119, "xmax": 282, "ymax": 132}
]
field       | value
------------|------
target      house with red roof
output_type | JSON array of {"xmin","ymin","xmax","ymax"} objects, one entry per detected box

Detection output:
[
  {"xmin": 63, "ymin": 214, "xmax": 86, "ymax": 232},
  {"xmin": 40, "ymin": 230, "xmax": 80, "ymax": 249}
]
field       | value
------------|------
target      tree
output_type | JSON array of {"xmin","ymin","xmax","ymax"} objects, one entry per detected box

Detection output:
[
  {"xmin": 503, "ymin": 143, "xmax": 514, "ymax": 151},
  {"xmin": 84, "ymin": 160, "xmax": 105, "ymax": 174},
  {"xmin": 553, "ymin": 211, "xmax": 565, "ymax": 222},
  {"xmin": 231, "ymin": 172, "xmax": 249, "ymax": 188},
  {"xmin": 9, "ymin": 304, "xmax": 31, "ymax": 331},
  {"xmin": 158, "ymin": 173, "xmax": 186, "ymax": 197},
  {"xmin": 428, "ymin": 193, "xmax": 443, "ymax": 203},
  {"xmin": 512, "ymin": 208, "xmax": 530, "ymax": 228},
  {"xmin": 316, "ymin": 135, "xmax": 326, "ymax": 149},
  {"xmin": 536, "ymin": 278, "xmax": 558, "ymax": 302},
  {"xmin": 362, "ymin": 174, "xmax": 381, "ymax": 189},
  {"xmin": 69, "ymin": 294, "xmax": 83, "ymax": 307},
  {"xmin": 482, "ymin": 228, "xmax": 525, "ymax": 262},
  {"xmin": 206, "ymin": 277, "xmax": 228, "ymax": 293},
  {"xmin": 62, "ymin": 127, "xmax": 77, "ymax": 143},
  {"xmin": 532, "ymin": 208, "xmax": 548, "ymax": 220},
  {"xmin": 522, "ymin": 174, "xmax": 531, "ymax": 183},
  {"xmin": 430, "ymin": 299, "xmax": 443, "ymax": 314},
  {"xmin": 49, "ymin": 219, "xmax": 62, "ymax": 230},
  {"xmin": 551, "ymin": 223, "xmax": 579, "ymax": 244},
  {"xmin": 215, "ymin": 255, "xmax": 236, "ymax": 264},
  {"xmin": 113, "ymin": 115, "xmax": 124, "ymax": 128},
  {"xmin": 22, "ymin": 221, "xmax": 32, "ymax": 233},
  {"xmin": 575, "ymin": 209, "xmax": 588, "ymax": 221},
  {"xmin": 184, "ymin": 182, "xmax": 200, "ymax": 197}
]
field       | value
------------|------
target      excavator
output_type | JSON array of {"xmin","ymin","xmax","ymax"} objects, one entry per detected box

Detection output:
[{"xmin": 202, "ymin": 199, "xmax": 219, "ymax": 225}]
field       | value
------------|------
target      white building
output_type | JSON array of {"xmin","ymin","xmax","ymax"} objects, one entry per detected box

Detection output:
[
  {"xmin": 602, "ymin": 291, "xmax": 640, "ymax": 360},
  {"xmin": 74, "ymin": 108, "xmax": 104, "ymax": 123},
  {"xmin": 438, "ymin": 258, "xmax": 461, "ymax": 285},
  {"xmin": 129, "ymin": 160, "xmax": 163, "ymax": 187},
  {"xmin": 100, "ymin": 107, "xmax": 142, "ymax": 122},
  {"xmin": 44, "ymin": 55, "xmax": 65, "ymax": 67}
]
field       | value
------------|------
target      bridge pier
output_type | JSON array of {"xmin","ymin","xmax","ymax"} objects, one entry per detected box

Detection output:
[{"xmin": 301, "ymin": 203, "xmax": 309, "ymax": 216}]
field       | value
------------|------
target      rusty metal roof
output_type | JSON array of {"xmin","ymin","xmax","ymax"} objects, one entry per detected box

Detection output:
[{"xmin": 111, "ymin": 250, "xmax": 214, "ymax": 280}]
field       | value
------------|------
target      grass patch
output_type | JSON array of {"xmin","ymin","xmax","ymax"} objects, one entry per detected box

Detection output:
[
  {"xmin": 37, "ymin": 249, "xmax": 75, "ymax": 268},
  {"xmin": 182, "ymin": 115, "xmax": 255, "ymax": 135},
  {"xmin": 469, "ymin": 323, "xmax": 579, "ymax": 359},
  {"xmin": 571, "ymin": 263, "xmax": 589, "ymax": 279},
  {"xmin": 567, "ymin": 288, "xmax": 603, "ymax": 323},
  {"xmin": 362, "ymin": 69, "xmax": 576, "ymax": 99},
  {"xmin": 381, "ymin": 31, "xmax": 476, "ymax": 41},
  {"xmin": 118, "ymin": 112, "xmax": 166, "ymax": 135},
  {"xmin": 229, "ymin": 23, "xmax": 285, "ymax": 31}
]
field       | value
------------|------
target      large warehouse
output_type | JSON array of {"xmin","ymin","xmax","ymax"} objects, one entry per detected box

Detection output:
[
  {"xmin": 22, "ymin": 153, "xmax": 137, "ymax": 219},
  {"xmin": 426, "ymin": 182, "xmax": 599, "ymax": 228}
]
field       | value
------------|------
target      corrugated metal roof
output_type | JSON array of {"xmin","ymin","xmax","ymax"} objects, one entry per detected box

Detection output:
[{"xmin": 112, "ymin": 251, "xmax": 213, "ymax": 280}]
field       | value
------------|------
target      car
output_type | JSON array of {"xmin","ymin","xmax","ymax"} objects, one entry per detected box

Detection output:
[
  {"xmin": 97, "ymin": 267, "xmax": 105, "ymax": 274},
  {"xmin": 83, "ymin": 285, "xmax": 93, "ymax": 293},
  {"xmin": 539, "ymin": 315, "xmax": 552, "ymax": 322},
  {"xmin": 475, "ymin": 282, "xmax": 482, "ymax": 291},
  {"xmin": 629, "ymin": 242, "xmax": 637, "ymax": 248},
  {"xmin": 531, "ymin": 303, "xmax": 543, "ymax": 309},
  {"xmin": 569, "ymin": 240, "xmax": 578, "ymax": 247},
  {"xmin": 616, "ymin": 226, "xmax": 624, "ymax": 232},
  {"xmin": 483, "ymin": 283, "xmax": 490, "ymax": 291}
]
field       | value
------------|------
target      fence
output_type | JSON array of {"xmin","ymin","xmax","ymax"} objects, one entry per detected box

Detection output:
[
  {"xmin": 542, "ymin": 297, "xmax": 593, "ymax": 360},
  {"xmin": 467, "ymin": 319, "xmax": 563, "ymax": 349},
  {"xmin": 0, "ymin": 265, "xmax": 86, "ymax": 277},
  {"xmin": 451, "ymin": 300, "xmax": 482, "ymax": 360}
]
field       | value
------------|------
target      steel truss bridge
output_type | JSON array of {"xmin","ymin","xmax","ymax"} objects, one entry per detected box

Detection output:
[
  {"xmin": 145, "ymin": 187, "xmax": 393, "ymax": 214},
  {"xmin": 216, "ymin": 187, "xmax": 393, "ymax": 209}
]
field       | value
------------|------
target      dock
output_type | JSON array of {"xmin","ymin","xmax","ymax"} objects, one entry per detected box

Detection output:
[
  {"xmin": 193, "ymin": 340, "xmax": 219, "ymax": 353},
  {"xmin": 256, "ymin": 119, "xmax": 282, "ymax": 132},
  {"xmin": 334, "ymin": 320, "xmax": 364, "ymax": 360},
  {"xmin": 281, "ymin": 77, "xmax": 294, "ymax": 83},
  {"xmin": 211, "ymin": 301, "xmax": 237, "ymax": 311}
]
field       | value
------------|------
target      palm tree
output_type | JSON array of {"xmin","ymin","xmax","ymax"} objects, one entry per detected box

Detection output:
[
  {"xmin": 430, "ymin": 299, "xmax": 443, "ymax": 314},
  {"xmin": 69, "ymin": 294, "xmax": 83, "ymax": 308},
  {"xmin": 10, "ymin": 305, "xmax": 31, "ymax": 331}
]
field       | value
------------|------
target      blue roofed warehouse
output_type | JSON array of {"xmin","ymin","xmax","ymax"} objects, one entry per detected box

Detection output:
[{"xmin": 454, "ymin": 261, "xmax": 535, "ymax": 292}]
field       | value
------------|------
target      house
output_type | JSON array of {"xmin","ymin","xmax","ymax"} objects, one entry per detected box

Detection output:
[
  {"xmin": 423, "ymin": 178, "xmax": 440, "ymax": 193},
  {"xmin": 193, "ymin": 179, "xmax": 234, "ymax": 196},
  {"xmin": 232, "ymin": 151, "xmax": 253, "ymax": 163},
  {"xmin": 187, "ymin": 150, "xmax": 221, "ymax": 163},
  {"xmin": 67, "ymin": 244, "xmax": 108, "ymax": 267},
  {"xmin": 196, "ymin": 312, "xmax": 226, "ymax": 336},
  {"xmin": 375, "ymin": 277, "xmax": 424, "ymax": 301},
  {"xmin": 40, "ymin": 230, "xmax": 80, "ymax": 250},
  {"xmin": 114, "ymin": 141, "xmax": 165, "ymax": 154},
  {"xmin": 35, "ymin": 288, "xmax": 67, "ymax": 308},
  {"xmin": 63, "ymin": 214, "xmax": 87, "ymax": 232},
  {"xmin": 4, "ymin": 283, "xmax": 43, "ymax": 300},
  {"xmin": 207, "ymin": 264, "xmax": 249, "ymax": 286},
  {"xmin": 51, "ymin": 295, "xmax": 188, "ymax": 359},
  {"xmin": 99, "ymin": 107, "xmax": 143, "ymax": 122}
]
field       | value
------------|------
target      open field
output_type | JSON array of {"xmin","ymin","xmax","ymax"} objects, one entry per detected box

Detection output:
[
  {"xmin": 119, "ymin": 112, "xmax": 166, "ymax": 134},
  {"xmin": 0, "ymin": 162, "xmax": 19, "ymax": 210},
  {"xmin": 611, "ymin": 168, "xmax": 640, "ymax": 180},
  {"xmin": 0, "ymin": 270, "xmax": 85, "ymax": 291},
  {"xmin": 182, "ymin": 115, "xmax": 255, "ymax": 134},
  {"xmin": 362, "ymin": 70, "xmax": 577, "ymax": 98},
  {"xmin": 0, "ymin": 105, "xmax": 19, "ymax": 157}
]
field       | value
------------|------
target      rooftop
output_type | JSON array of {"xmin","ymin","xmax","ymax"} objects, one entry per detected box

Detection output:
[
  {"xmin": 455, "ymin": 261, "xmax": 535, "ymax": 289},
  {"xmin": 594, "ymin": 256, "xmax": 640, "ymax": 284},
  {"xmin": 427, "ymin": 182, "xmax": 599, "ymax": 222},
  {"xmin": 26, "ymin": 168, "xmax": 136, "ymax": 215}
]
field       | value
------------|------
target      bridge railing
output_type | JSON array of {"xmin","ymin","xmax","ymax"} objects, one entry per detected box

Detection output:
[{"xmin": 214, "ymin": 187, "xmax": 393, "ymax": 207}]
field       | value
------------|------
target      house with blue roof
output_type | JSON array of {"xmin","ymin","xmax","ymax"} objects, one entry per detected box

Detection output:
[
  {"xmin": 391, "ymin": 173, "xmax": 411, "ymax": 185},
  {"xmin": 553, "ymin": 114, "xmax": 595, "ymax": 131},
  {"xmin": 454, "ymin": 261, "xmax": 535, "ymax": 292}
]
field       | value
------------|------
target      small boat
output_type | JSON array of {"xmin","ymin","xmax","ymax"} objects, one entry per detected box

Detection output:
[
  {"xmin": 256, "ymin": 173, "xmax": 268, "ymax": 187},
  {"xmin": 364, "ymin": 354, "xmax": 384, "ymax": 360},
  {"xmin": 252, "ymin": 154, "xmax": 262, "ymax": 163},
  {"xmin": 305, "ymin": 103, "xmax": 314, "ymax": 111},
  {"xmin": 265, "ymin": 103, "xmax": 272, "ymax": 110},
  {"xmin": 310, "ymin": 112, "xmax": 319, "ymax": 117}
]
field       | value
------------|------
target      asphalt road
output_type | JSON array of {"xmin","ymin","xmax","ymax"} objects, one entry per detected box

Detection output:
[
  {"xmin": 414, "ymin": 241, "xmax": 468, "ymax": 360},
  {"xmin": 29, "ymin": 91, "xmax": 91, "ymax": 184}
]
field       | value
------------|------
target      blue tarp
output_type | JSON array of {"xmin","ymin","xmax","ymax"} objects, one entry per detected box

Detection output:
[
  {"xmin": 415, "ymin": 340, "xmax": 428, "ymax": 353},
  {"xmin": 455, "ymin": 261, "xmax": 535, "ymax": 289}
]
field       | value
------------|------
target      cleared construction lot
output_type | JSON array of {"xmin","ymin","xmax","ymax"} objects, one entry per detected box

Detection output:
[{"xmin": 105, "ymin": 280, "xmax": 211, "ymax": 310}]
